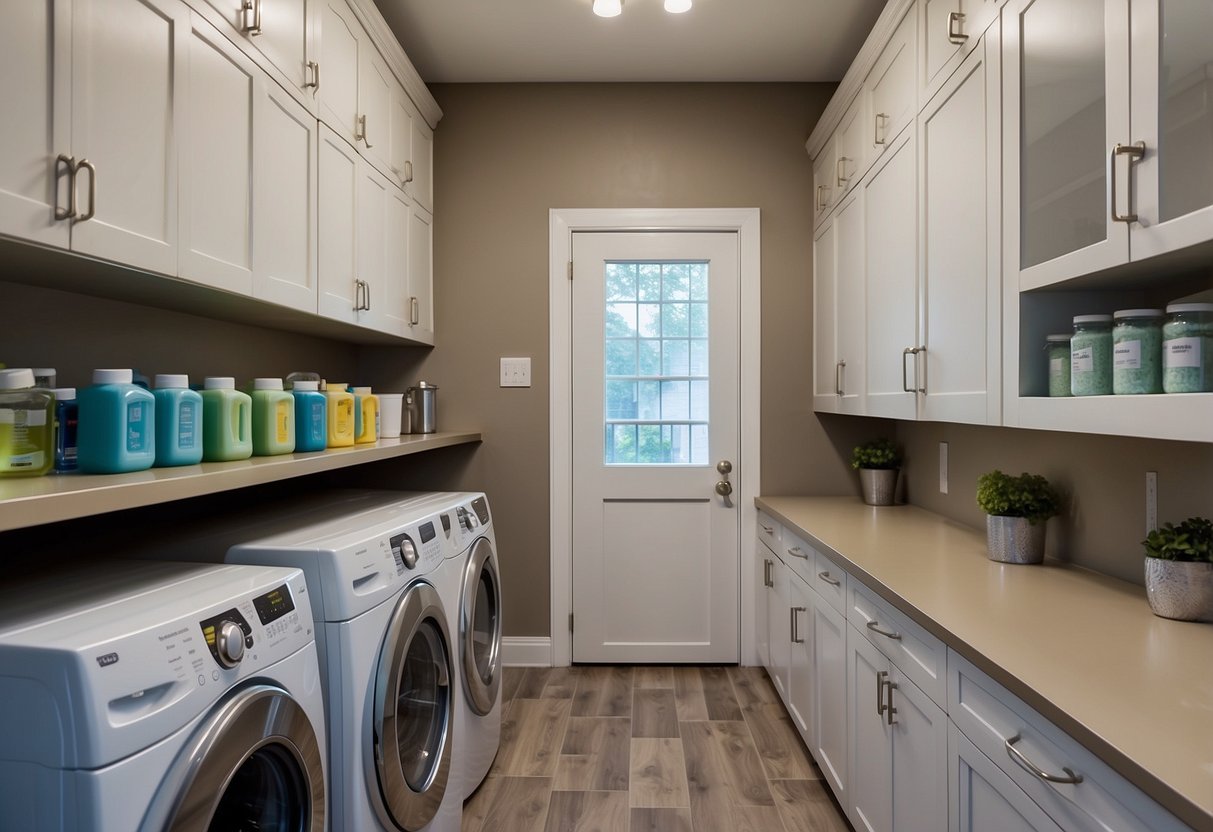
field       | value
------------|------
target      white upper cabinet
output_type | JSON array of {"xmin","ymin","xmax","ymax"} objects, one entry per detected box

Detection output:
[
  {"xmin": 917, "ymin": 25, "xmax": 1002, "ymax": 425},
  {"xmin": 812, "ymin": 216, "xmax": 840, "ymax": 413},
  {"xmin": 315, "ymin": 0, "xmax": 360, "ymax": 148},
  {"xmin": 70, "ymin": 0, "xmax": 187, "ymax": 277},
  {"xmin": 813, "ymin": 132, "xmax": 838, "ymax": 227},
  {"xmin": 382, "ymin": 184, "xmax": 412, "ymax": 337},
  {"xmin": 357, "ymin": 43, "xmax": 394, "ymax": 176},
  {"xmin": 407, "ymin": 206, "xmax": 434, "ymax": 343},
  {"xmin": 409, "ymin": 113, "xmax": 434, "ymax": 213},
  {"xmin": 390, "ymin": 83, "xmax": 415, "ymax": 189},
  {"xmin": 835, "ymin": 96, "xmax": 868, "ymax": 200},
  {"xmin": 0, "ymin": 0, "xmax": 71, "ymax": 249},
  {"xmin": 919, "ymin": 0, "xmax": 999, "ymax": 102},
  {"xmin": 835, "ymin": 190, "xmax": 867, "ymax": 415},
  {"xmin": 318, "ymin": 124, "xmax": 363, "ymax": 325},
  {"xmin": 867, "ymin": 7, "xmax": 918, "ymax": 160},
  {"xmin": 195, "ymin": 0, "xmax": 313, "ymax": 96}
]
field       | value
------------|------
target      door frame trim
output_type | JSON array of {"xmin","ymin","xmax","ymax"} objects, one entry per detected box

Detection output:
[{"xmin": 548, "ymin": 208, "xmax": 761, "ymax": 667}]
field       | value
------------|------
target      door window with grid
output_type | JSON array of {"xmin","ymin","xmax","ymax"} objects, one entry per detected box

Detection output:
[{"xmin": 603, "ymin": 261, "xmax": 709, "ymax": 465}]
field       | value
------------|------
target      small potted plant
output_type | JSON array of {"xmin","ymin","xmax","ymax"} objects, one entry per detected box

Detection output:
[
  {"xmin": 851, "ymin": 438, "xmax": 901, "ymax": 506},
  {"xmin": 1143, "ymin": 517, "xmax": 1213, "ymax": 622},
  {"xmin": 976, "ymin": 470, "xmax": 1061, "ymax": 564}
]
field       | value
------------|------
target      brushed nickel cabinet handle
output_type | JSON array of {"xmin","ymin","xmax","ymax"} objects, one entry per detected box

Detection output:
[
  {"xmin": 304, "ymin": 61, "xmax": 320, "ymax": 90},
  {"xmin": 763, "ymin": 559, "xmax": 772, "ymax": 588},
  {"xmin": 1110, "ymin": 142, "xmax": 1145, "ymax": 223},
  {"xmin": 356, "ymin": 114, "xmax": 372, "ymax": 149},
  {"xmin": 902, "ymin": 346, "xmax": 919, "ymax": 393},
  {"xmin": 836, "ymin": 360, "xmax": 845, "ymax": 396},
  {"xmin": 836, "ymin": 156, "xmax": 850, "ymax": 187},
  {"xmin": 817, "ymin": 570, "xmax": 840, "ymax": 587},
  {"xmin": 241, "ymin": 0, "xmax": 262, "ymax": 34},
  {"xmin": 874, "ymin": 112, "xmax": 888, "ymax": 146},
  {"xmin": 866, "ymin": 620, "xmax": 902, "ymax": 640},
  {"xmin": 876, "ymin": 670, "xmax": 888, "ymax": 716},
  {"xmin": 55, "ymin": 154, "xmax": 77, "ymax": 221},
  {"xmin": 816, "ymin": 184, "xmax": 828, "ymax": 212},
  {"xmin": 791, "ymin": 607, "xmax": 806, "ymax": 644},
  {"xmin": 885, "ymin": 678, "xmax": 898, "ymax": 725},
  {"xmin": 410, "ymin": 296, "xmax": 420, "ymax": 326},
  {"xmin": 947, "ymin": 11, "xmax": 968, "ymax": 45},
  {"xmin": 1005, "ymin": 735, "xmax": 1084, "ymax": 785},
  {"xmin": 403, "ymin": 159, "xmax": 414, "ymax": 184},
  {"xmin": 787, "ymin": 546, "xmax": 809, "ymax": 560},
  {"xmin": 75, "ymin": 159, "xmax": 96, "ymax": 222}
]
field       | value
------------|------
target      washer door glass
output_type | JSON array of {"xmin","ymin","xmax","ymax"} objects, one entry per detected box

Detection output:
[
  {"xmin": 472, "ymin": 567, "xmax": 498, "ymax": 684},
  {"xmin": 395, "ymin": 617, "xmax": 451, "ymax": 792},
  {"xmin": 208, "ymin": 743, "xmax": 307, "ymax": 832}
]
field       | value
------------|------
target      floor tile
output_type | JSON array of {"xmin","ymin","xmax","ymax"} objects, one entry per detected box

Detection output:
[
  {"xmin": 770, "ymin": 779, "xmax": 851, "ymax": 832},
  {"xmin": 744, "ymin": 702, "xmax": 817, "ymax": 780},
  {"xmin": 464, "ymin": 776, "xmax": 552, "ymax": 832},
  {"xmin": 632, "ymin": 689, "xmax": 679, "ymax": 738},
  {"xmin": 553, "ymin": 717, "xmax": 631, "ymax": 791},
  {"xmin": 629, "ymin": 738, "xmax": 690, "ymax": 808},
  {"xmin": 629, "ymin": 807, "xmax": 693, "ymax": 832},
  {"xmin": 542, "ymin": 790, "xmax": 628, "ymax": 832},
  {"xmin": 496, "ymin": 698, "xmax": 572, "ymax": 777}
]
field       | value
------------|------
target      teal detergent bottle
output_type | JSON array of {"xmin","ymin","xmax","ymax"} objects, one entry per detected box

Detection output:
[
  {"xmin": 201, "ymin": 377, "xmax": 253, "ymax": 462},
  {"xmin": 77, "ymin": 369, "xmax": 156, "ymax": 473},
  {"xmin": 153, "ymin": 374, "xmax": 204, "ymax": 467},
  {"xmin": 291, "ymin": 380, "xmax": 327, "ymax": 452}
]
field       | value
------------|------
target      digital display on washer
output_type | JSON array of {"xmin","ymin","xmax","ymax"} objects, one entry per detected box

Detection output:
[
  {"xmin": 418, "ymin": 521, "xmax": 436, "ymax": 544},
  {"xmin": 253, "ymin": 584, "xmax": 295, "ymax": 625}
]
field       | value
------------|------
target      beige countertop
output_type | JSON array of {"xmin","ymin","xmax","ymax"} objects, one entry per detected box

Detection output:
[{"xmin": 756, "ymin": 496, "xmax": 1213, "ymax": 831}]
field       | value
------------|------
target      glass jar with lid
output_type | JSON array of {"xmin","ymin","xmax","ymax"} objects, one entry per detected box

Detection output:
[
  {"xmin": 1044, "ymin": 334, "xmax": 1072, "ymax": 397},
  {"xmin": 1112, "ymin": 309, "xmax": 1164, "ymax": 395},
  {"xmin": 1162, "ymin": 302, "xmax": 1213, "ymax": 393},
  {"xmin": 1070, "ymin": 315, "xmax": 1113, "ymax": 396}
]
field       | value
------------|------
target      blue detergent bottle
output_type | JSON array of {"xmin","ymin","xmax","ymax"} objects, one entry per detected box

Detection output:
[
  {"xmin": 77, "ymin": 369, "xmax": 156, "ymax": 474},
  {"xmin": 153, "ymin": 374, "xmax": 204, "ymax": 467},
  {"xmin": 291, "ymin": 380, "xmax": 328, "ymax": 452}
]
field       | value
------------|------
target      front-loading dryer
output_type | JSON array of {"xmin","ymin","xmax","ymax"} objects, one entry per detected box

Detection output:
[
  {"xmin": 147, "ymin": 492, "xmax": 464, "ymax": 832},
  {"xmin": 0, "ymin": 560, "xmax": 326, "ymax": 832}
]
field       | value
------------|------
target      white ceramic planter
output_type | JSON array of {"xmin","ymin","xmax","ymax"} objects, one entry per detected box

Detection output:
[
  {"xmin": 1144, "ymin": 559, "xmax": 1213, "ymax": 622},
  {"xmin": 986, "ymin": 515, "xmax": 1047, "ymax": 564}
]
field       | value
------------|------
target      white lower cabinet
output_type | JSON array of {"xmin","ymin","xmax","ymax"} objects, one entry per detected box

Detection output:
[
  {"xmin": 950, "ymin": 722, "xmax": 1064, "ymax": 832},
  {"xmin": 765, "ymin": 552, "xmax": 789, "ymax": 700},
  {"xmin": 810, "ymin": 586, "xmax": 848, "ymax": 806},
  {"xmin": 756, "ymin": 541, "xmax": 773, "ymax": 669},
  {"xmin": 786, "ymin": 571, "xmax": 814, "ymax": 743}
]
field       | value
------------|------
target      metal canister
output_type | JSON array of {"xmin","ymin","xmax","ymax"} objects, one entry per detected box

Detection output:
[{"xmin": 406, "ymin": 381, "xmax": 438, "ymax": 434}]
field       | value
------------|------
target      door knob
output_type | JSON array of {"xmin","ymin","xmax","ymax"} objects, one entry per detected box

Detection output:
[
  {"xmin": 715, "ymin": 480, "xmax": 733, "ymax": 497},
  {"xmin": 716, "ymin": 460, "xmax": 732, "ymax": 476}
]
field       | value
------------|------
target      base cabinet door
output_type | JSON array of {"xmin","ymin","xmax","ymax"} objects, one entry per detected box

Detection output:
[
  {"xmin": 890, "ymin": 665, "xmax": 948, "ymax": 832},
  {"xmin": 812, "ymin": 595, "xmax": 848, "ymax": 808},
  {"xmin": 949, "ymin": 724, "xmax": 1064, "ymax": 832},
  {"xmin": 848, "ymin": 628, "xmax": 893, "ymax": 832},
  {"xmin": 766, "ymin": 554, "xmax": 789, "ymax": 700},
  {"xmin": 0, "ymin": 0, "xmax": 71, "ymax": 249},
  {"xmin": 786, "ymin": 572, "xmax": 814, "ymax": 744},
  {"xmin": 755, "ymin": 545, "xmax": 773, "ymax": 669}
]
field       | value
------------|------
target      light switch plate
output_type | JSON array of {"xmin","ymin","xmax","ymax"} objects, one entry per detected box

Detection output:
[{"xmin": 500, "ymin": 357, "xmax": 531, "ymax": 387}]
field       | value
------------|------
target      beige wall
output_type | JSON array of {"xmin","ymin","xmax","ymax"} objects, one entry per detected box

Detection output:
[
  {"xmin": 895, "ymin": 420, "xmax": 1213, "ymax": 585},
  {"xmin": 362, "ymin": 83, "xmax": 884, "ymax": 637}
]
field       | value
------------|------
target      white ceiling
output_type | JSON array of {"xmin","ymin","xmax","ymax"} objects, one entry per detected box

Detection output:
[{"xmin": 373, "ymin": 0, "xmax": 887, "ymax": 83}]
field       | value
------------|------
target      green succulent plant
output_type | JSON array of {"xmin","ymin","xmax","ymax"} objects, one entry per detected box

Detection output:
[
  {"xmin": 1143, "ymin": 517, "xmax": 1213, "ymax": 562},
  {"xmin": 976, "ymin": 470, "xmax": 1061, "ymax": 525},
  {"xmin": 851, "ymin": 438, "xmax": 901, "ymax": 470}
]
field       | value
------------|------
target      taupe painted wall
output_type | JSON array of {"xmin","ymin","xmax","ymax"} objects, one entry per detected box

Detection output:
[
  {"xmin": 362, "ymin": 83, "xmax": 884, "ymax": 637},
  {"xmin": 895, "ymin": 421, "xmax": 1213, "ymax": 585}
]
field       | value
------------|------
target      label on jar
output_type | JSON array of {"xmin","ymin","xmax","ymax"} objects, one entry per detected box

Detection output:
[
  {"xmin": 1049, "ymin": 357, "xmax": 1066, "ymax": 377},
  {"xmin": 1164, "ymin": 337, "xmax": 1201, "ymax": 369},
  {"xmin": 1113, "ymin": 339, "xmax": 1142, "ymax": 370},
  {"xmin": 1071, "ymin": 347, "xmax": 1094, "ymax": 373},
  {"xmin": 0, "ymin": 408, "xmax": 47, "ymax": 426}
]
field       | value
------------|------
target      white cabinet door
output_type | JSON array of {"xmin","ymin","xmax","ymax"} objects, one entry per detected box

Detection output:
[
  {"xmin": 766, "ymin": 554, "xmax": 789, "ymax": 700},
  {"xmin": 407, "ymin": 205, "xmax": 434, "ymax": 344},
  {"xmin": 197, "ymin": 0, "xmax": 310, "ymax": 93},
  {"xmin": 918, "ymin": 28, "xmax": 1001, "ymax": 425},
  {"xmin": 382, "ymin": 184, "xmax": 411, "ymax": 337},
  {"xmin": 813, "ymin": 133, "xmax": 838, "ymax": 227},
  {"xmin": 318, "ymin": 125, "xmax": 361, "ymax": 324},
  {"xmin": 786, "ymin": 572, "xmax": 814, "ymax": 745},
  {"xmin": 0, "ymin": 0, "xmax": 71, "ymax": 249},
  {"xmin": 389, "ymin": 82, "xmax": 415, "ymax": 189},
  {"xmin": 920, "ymin": 0, "xmax": 998, "ymax": 102},
  {"xmin": 357, "ymin": 44, "xmax": 393, "ymax": 176},
  {"xmin": 253, "ymin": 72, "xmax": 318, "ymax": 312},
  {"xmin": 812, "ymin": 595, "xmax": 849, "ymax": 810},
  {"xmin": 863, "ymin": 129, "xmax": 918, "ymax": 421},
  {"xmin": 315, "ymin": 0, "xmax": 360, "ymax": 147},
  {"xmin": 949, "ymin": 724, "xmax": 1064, "ymax": 832},
  {"xmin": 179, "ymin": 13, "xmax": 256, "ymax": 295},
  {"xmin": 70, "ymin": 0, "xmax": 186, "ymax": 276},
  {"xmin": 355, "ymin": 159, "xmax": 389, "ymax": 331},
  {"xmin": 408, "ymin": 115, "xmax": 434, "ymax": 214},
  {"xmin": 755, "ymin": 544, "xmax": 773, "ymax": 670},
  {"xmin": 1003, "ymin": 0, "xmax": 1131, "ymax": 290},
  {"xmin": 812, "ymin": 215, "xmax": 840, "ymax": 413},
  {"xmin": 1129, "ymin": 0, "xmax": 1213, "ymax": 260},
  {"xmin": 890, "ymin": 666, "xmax": 948, "ymax": 832},
  {"xmin": 848, "ymin": 627, "xmax": 893, "ymax": 832},
  {"xmin": 867, "ymin": 6, "xmax": 917, "ymax": 159},
  {"xmin": 835, "ymin": 96, "xmax": 868, "ymax": 197},
  {"xmin": 835, "ymin": 190, "xmax": 866, "ymax": 415}
]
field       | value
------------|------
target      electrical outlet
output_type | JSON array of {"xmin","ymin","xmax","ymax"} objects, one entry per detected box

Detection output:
[
  {"xmin": 939, "ymin": 442, "xmax": 949, "ymax": 494},
  {"xmin": 1146, "ymin": 471, "xmax": 1157, "ymax": 534},
  {"xmin": 500, "ymin": 357, "xmax": 531, "ymax": 388}
]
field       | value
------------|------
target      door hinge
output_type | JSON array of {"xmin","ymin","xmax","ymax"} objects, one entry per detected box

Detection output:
[
  {"xmin": 568, "ymin": 612, "xmax": 574, "ymax": 632},
  {"xmin": 567, "ymin": 260, "xmax": 573, "ymax": 280}
]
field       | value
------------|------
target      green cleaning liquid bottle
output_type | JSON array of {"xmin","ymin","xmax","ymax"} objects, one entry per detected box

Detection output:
[
  {"xmin": 251, "ymin": 378, "xmax": 295, "ymax": 456},
  {"xmin": 201, "ymin": 377, "xmax": 252, "ymax": 462},
  {"xmin": 0, "ymin": 369, "xmax": 54, "ymax": 477}
]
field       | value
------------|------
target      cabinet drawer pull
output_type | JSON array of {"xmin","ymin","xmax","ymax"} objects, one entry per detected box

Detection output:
[
  {"xmin": 356, "ymin": 114, "xmax": 373, "ymax": 149},
  {"xmin": 787, "ymin": 546, "xmax": 809, "ymax": 559},
  {"xmin": 76, "ymin": 159, "xmax": 96, "ymax": 222},
  {"xmin": 410, "ymin": 296, "xmax": 420, "ymax": 326},
  {"xmin": 1110, "ymin": 142, "xmax": 1145, "ymax": 223},
  {"xmin": 1005, "ymin": 735, "xmax": 1084, "ymax": 785},
  {"xmin": 866, "ymin": 620, "xmax": 901, "ymax": 640},
  {"xmin": 836, "ymin": 360, "xmax": 845, "ymax": 396},
  {"xmin": 763, "ymin": 559, "xmax": 772, "ymax": 588},
  {"xmin": 902, "ymin": 346, "xmax": 918, "ymax": 393},
  {"xmin": 305, "ymin": 61, "xmax": 320, "ymax": 90},
  {"xmin": 885, "ymin": 678, "xmax": 898, "ymax": 725},
  {"xmin": 403, "ymin": 159, "xmax": 414, "ymax": 184},
  {"xmin": 55, "ymin": 154, "xmax": 77, "ymax": 221},
  {"xmin": 836, "ymin": 156, "xmax": 850, "ymax": 187},
  {"xmin": 874, "ymin": 112, "xmax": 888, "ymax": 146},
  {"xmin": 816, "ymin": 184, "xmax": 828, "ymax": 212},
  {"xmin": 876, "ymin": 670, "xmax": 888, "ymax": 716},
  {"xmin": 790, "ymin": 606, "xmax": 805, "ymax": 643},
  {"xmin": 947, "ymin": 10, "xmax": 968, "ymax": 45},
  {"xmin": 817, "ymin": 570, "xmax": 840, "ymax": 587},
  {"xmin": 241, "ymin": 0, "xmax": 262, "ymax": 35},
  {"xmin": 760, "ymin": 524, "xmax": 774, "ymax": 534}
]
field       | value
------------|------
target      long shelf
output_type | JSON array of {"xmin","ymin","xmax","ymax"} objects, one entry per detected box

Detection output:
[
  {"xmin": 0, "ymin": 432, "xmax": 482, "ymax": 533},
  {"xmin": 1011, "ymin": 393, "xmax": 1212, "ymax": 443}
]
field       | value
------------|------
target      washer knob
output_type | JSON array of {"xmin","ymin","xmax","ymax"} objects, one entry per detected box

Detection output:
[
  {"xmin": 400, "ymin": 538, "xmax": 418, "ymax": 569},
  {"xmin": 216, "ymin": 621, "xmax": 245, "ymax": 668}
]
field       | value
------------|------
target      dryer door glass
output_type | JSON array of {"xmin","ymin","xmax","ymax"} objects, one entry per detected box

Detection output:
[
  {"xmin": 395, "ymin": 617, "xmax": 451, "ymax": 792},
  {"xmin": 208, "ymin": 744, "xmax": 307, "ymax": 832},
  {"xmin": 472, "ymin": 569, "xmax": 497, "ymax": 682},
  {"xmin": 462, "ymin": 538, "xmax": 502, "ymax": 716}
]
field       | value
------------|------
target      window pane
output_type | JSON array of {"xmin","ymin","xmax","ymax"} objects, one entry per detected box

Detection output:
[
  {"xmin": 605, "ymin": 380, "xmax": 637, "ymax": 419},
  {"xmin": 668, "ymin": 424, "xmax": 690, "ymax": 464},
  {"xmin": 605, "ymin": 263, "xmax": 636, "ymax": 301},
  {"xmin": 662, "ymin": 303, "xmax": 690, "ymax": 338},
  {"xmin": 663, "ymin": 340, "xmax": 689, "ymax": 376},
  {"xmin": 689, "ymin": 264, "xmax": 708, "ymax": 300},
  {"xmin": 691, "ymin": 424, "xmax": 708, "ymax": 465},
  {"xmin": 689, "ymin": 339, "xmax": 709, "ymax": 376},
  {"xmin": 611, "ymin": 424, "xmax": 637, "ymax": 463},
  {"xmin": 606, "ymin": 303, "xmax": 637, "ymax": 338},
  {"xmin": 638, "ymin": 304, "xmax": 661, "ymax": 338},
  {"xmin": 638, "ymin": 339, "xmax": 661, "ymax": 375},
  {"xmin": 690, "ymin": 380, "xmax": 709, "ymax": 421},
  {"xmin": 661, "ymin": 381, "xmax": 689, "ymax": 420},
  {"xmin": 663, "ymin": 263, "xmax": 690, "ymax": 300},
  {"xmin": 606, "ymin": 339, "xmax": 637, "ymax": 376},
  {"xmin": 637, "ymin": 424, "xmax": 665, "ymax": 463},
  {"xmin": 690, "ymin": 303, "xmax": 708, "ymax": 338},
  {"xmin": 638, "ymin": 381, "xmax": 661, "ymax": 419},
  {"xmin": 638, "ymin": 264, "xmax": 662, "ymax": 301}
]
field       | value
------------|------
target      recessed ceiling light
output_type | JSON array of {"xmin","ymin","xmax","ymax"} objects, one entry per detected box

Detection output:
[
  {"xmin": 664, "ymin": 0, "xmax": 692, "ymax": 12},
  {"xmin": 593, "ymin": 0, "xmax": 623, "ymax": 17}
]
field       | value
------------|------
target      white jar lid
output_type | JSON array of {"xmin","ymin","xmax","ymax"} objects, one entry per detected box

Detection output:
[
  {"xmin": 204, "ymin": 377, "xmax": 236, "ymax": 390},
  {"xmin": 353, "ymin": 386, "xmax": 372, "ymax": 393},
  {"xmin": 93, "ymin": 369, "xmax": 133, "ymax": 384},
  {"xmin": 50, "ymin": 387, "xmax": 76, "ymax": 400},
  {"xmin": 1165, "ymin": 302, "xmax": 1213, "ymax": 314},
  {"xmin": 1073, "ymin": 314, "xmax": 1113, "ymax": 325},
  {"xmin": 1045, "ymin": 334, "xmax": 1072, "ymax": 342},
  {"xmin": 0, "ymin": 368, "xmax": 36, "ymax": 390},
  {"xmin": 254, "ymin": 378, "xmax": 284, "ymax": 391},
  {"xmin": 292, "ymin": 380, "xmax": 320, "ymax": 392},
  {"xmin": 1113, "ymin": 308, "xmax": 1164, "ymax": 320},
  {"xmin": 155, "ymin": 374, "xmax": 190, "ymax": 389}
]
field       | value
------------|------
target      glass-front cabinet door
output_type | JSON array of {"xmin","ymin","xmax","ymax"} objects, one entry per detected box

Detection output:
[
  {"xmin": 1003, "ymin": 0, "xmax": 1131, "ymax": 290},
  {"xmin": 1130, "ymin": 0, "xmax": 1213, "ymax": 260}
]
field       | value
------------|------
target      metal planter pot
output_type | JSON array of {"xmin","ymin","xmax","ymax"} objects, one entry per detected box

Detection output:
[
  {"xmin": 859, "ymin": 468, "xmax": 898, "ymax": 506},
  {"xmin": 986, "ymin": 515, "xmax": 1047, "ymax": 564},
  {"xmin": 1145, "ymin": 559, "xmax": 1213, "ymax": 623}
]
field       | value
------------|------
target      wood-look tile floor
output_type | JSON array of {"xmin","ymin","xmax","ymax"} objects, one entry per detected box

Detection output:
[{"xmin": 463, "ymin": 666, "xmax": 852, "ymax": 832}]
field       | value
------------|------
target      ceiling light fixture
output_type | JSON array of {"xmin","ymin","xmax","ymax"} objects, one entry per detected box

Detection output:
[
  {"xmin": 663, "ymin": 0, "xmax": 692, "ymax": 12},
  {"xmin": 592, "ymin": 0, "xmax": 623, "ymax": 17}
]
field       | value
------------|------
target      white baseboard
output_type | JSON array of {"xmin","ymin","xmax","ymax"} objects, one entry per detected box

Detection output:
[{"xmin": 502, "ymin": 637, "xmax": 553, "ymax": 667}]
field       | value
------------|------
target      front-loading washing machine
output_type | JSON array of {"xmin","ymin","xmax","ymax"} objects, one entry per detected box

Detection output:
[
  {"xmin": 146, "ymin": 491, "xmax": 464, "ymax": 832},
  {"xmin": 0, "ymin": 559, "xmax": 326, "ymax": 832}
]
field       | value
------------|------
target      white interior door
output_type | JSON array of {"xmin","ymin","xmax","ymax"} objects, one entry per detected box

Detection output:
[{"xmin": 572, "ymin": 231, "xmax": 740, "ymax": 664}]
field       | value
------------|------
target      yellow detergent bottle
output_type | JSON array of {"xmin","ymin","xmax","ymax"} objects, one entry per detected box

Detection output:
[
  {"xmin": 325, "ymin": 382, "xmax": 355, "ymax": 448},
  {"xmin": 352, "ymin": 386, "xmax": 379, "ymax": 444}
]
